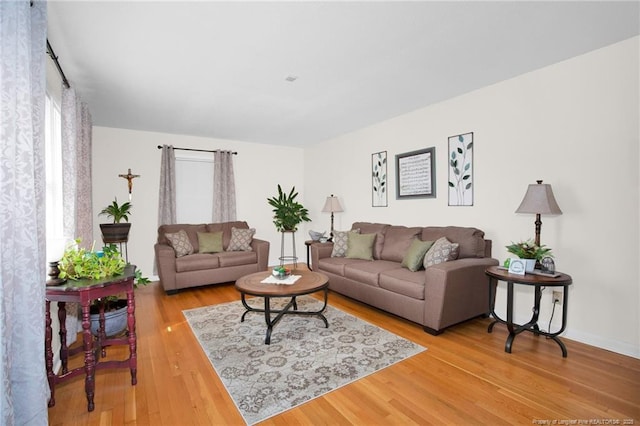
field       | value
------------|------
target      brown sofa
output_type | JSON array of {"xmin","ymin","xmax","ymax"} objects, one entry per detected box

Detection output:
[
  {"xmin": 310, "ymin": 222, "xmax": 499, "ymax": 334},
  {"xmin": 155, "ymin": 221, "xmax": 269, "ymax": 294}
]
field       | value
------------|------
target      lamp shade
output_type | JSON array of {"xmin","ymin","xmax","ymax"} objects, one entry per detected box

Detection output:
[
  {"xmin": 322, "ymin": 195, "xmax": 344, "ymax": 213},
  {"xmin": 515, "ymin": 181, "xmax": 562, "ymax": 215}
]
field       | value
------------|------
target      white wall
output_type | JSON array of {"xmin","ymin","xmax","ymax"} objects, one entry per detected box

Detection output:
[
  {"xmin": 304, "ymin": 37, "xmax": 640, "ymax": 357},
  {"xmin": 91, "ymin": 128, "xmax": 306, "ymax": 276}
]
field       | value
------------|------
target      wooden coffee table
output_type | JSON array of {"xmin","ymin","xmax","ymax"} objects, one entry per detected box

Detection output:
[{"xmin": 235, "ymin": 269, "xmax": 329, "ymax": 344}]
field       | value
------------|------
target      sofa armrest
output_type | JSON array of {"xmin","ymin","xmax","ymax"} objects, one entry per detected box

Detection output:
[
  {"xmin": 310, "ymin": 242, "xmax": 333, "ymax": 269},
  {"xmin": 155, "ymin": 243, "xmax": 177, "ymax": 293},
  {"xmin": 251, "ymin": 238, "xmax": 270, "ymax": 271},
  {"xmin": 423, "ymin": 257, "xmax": 499, "ymax": 333}
]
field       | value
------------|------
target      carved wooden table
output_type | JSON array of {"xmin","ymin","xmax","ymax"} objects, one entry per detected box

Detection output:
[{"xmin": 45, "ymin": 264, "xmax": 137, "ymax": 411}]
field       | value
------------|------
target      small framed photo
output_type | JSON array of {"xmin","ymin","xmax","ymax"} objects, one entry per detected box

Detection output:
[
  {"xmin": 508, "ymin": 258, "xmax": 526, "ymax": 275},
  {"xmin": 395, "ymin": 147, "xmax": 436, "ymax": 199}
]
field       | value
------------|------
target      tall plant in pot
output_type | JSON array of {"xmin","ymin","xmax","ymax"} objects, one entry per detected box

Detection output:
[
  {"xmin": 99, "ymin": 197, "xmax": 132, "ymax": 242},
  {"xmin": 267, "ymin": 185, "xmax": 311, "ymax": 232}
]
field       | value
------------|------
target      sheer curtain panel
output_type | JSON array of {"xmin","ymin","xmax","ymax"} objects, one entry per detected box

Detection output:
[
  {"xmin": 213, "ymin": 150, "xmax": 236, "ymax": 222},
  {"xmin": 0, "ymin": 1, "xmax": 50, "ymax": 424}
]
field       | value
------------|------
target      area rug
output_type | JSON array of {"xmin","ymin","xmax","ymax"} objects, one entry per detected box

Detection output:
[{"xmin": 183, "ymin": 296, "xmax": 426, "ymax": 425}]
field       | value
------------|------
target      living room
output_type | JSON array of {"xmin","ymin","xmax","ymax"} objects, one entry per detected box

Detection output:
[{"xmin": 2, "ymin": 1, "xmax": 638, "ymax": 424}]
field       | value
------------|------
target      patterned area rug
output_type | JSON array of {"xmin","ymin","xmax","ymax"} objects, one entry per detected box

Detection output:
[{"xmin": 183, "ymin": 296, "xmax": 426, "ymax": 425}]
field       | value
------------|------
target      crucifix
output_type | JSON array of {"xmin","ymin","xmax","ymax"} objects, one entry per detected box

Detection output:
[{"xmin": 119, "ymin": 168, "xmax": 140, "ymax": 200}]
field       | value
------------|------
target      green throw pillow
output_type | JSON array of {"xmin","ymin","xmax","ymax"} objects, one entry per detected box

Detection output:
[
  {"xmin": 197, "ymin": 231, "xmax": 223, "ymax": 253},
  {"xmin": 401, "ymin": 238, "xmax": 434, "ymax": 272},
  {"xmin": 345, "ymin": 232, "xmax": 376, "ymax": 260}
]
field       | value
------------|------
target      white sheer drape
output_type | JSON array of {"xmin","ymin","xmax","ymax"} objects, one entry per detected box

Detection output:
[
  {"xmin": 213, "ymin": 150, "xmax": 236, "ymax": 222},
  {"xmin": 0, "ymin": 1, "xmax": 50, "ymax": 424}
]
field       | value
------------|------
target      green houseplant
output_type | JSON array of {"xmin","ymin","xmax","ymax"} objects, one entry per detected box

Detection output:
[
  {"xmin": 99, "ymin": 197, "xmax": 132, "ymax": 242},
  {"xmin": 58, "ymin": 239, "xmax": 149, "ymax": 336},
  {"xmin": 506, "ymin": 240, "xmax": 553, "ymax": 267},
  {"xmin": 267, "ymin": 185, "xmax": 311, "ymax": 232}
]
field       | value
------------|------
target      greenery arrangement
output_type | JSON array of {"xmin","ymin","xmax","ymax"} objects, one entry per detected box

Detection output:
[
  {"xmin": 506, "ymin": 240, "xmax": 553, "ymax": 261},
  {"xmin": 267, "ymin": 185, "xmax": 311, "ymax": 232},
  {"xmin": 99, "ymin": 198, "xmax": 132, "ymax": 223}
]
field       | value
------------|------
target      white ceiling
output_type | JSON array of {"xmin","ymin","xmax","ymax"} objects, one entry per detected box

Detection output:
[{"xmin": 46, "ymin": 1, "xmax": 639, "ymax": 147}]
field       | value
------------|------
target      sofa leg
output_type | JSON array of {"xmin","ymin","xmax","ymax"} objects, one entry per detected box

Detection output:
[
  {"xmin": 423, "ymin": 326, "xmax": 443, "ymax": 336},
  {"xmin": 165, "ymin": 289, "xmax": 178, "ymax": 296}
]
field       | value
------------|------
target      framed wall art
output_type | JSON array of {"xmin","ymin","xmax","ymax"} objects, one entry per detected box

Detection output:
[
  {"xmin": 448, "ymin": 132, "xmax": 473, "ymax": 206},
  {"xmin": 371, "ymin": 151, "xmax": 387, "ymax": 207},
  {"xmin": 395, "ymin": 147, "xmax": 436, "ymax": 199}
]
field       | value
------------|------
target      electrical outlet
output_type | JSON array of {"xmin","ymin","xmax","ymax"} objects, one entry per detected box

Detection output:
[{"xmin": 552, "ymin": 290, "xmax": 563, "ymax": 305}]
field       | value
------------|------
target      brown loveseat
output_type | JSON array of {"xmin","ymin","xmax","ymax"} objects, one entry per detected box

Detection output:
[
  {"xmin": 155, "ymin": 221, "xmax": 269, "ymax": 294},
  {"xmin": 310, "ymin": 222, "xmax": 499, "ymax": 334}
]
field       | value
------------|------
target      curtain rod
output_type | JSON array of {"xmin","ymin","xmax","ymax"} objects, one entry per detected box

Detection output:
[
  {"xmin": 156, "ymin": 145, "xmax": 237, "ymax": 155},
  {"xmin": 46, "ymin": 39, "xmax": 70, "ymax": 89}
]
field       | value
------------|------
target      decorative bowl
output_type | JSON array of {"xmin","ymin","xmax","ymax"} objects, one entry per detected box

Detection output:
[{"xmin": 309, "ymin": 230, "xmax": 326, "ymax": 241}]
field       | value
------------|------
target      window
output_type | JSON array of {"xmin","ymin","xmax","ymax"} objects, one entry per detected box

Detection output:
[{"xmin": 45, "ymin": 92, "xmax": 65, "ymax": 259}]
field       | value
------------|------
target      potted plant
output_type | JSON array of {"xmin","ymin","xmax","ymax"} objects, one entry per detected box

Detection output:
[
  {"xmin": 267, "ymin": 185, "xmax": 311, "ymax": 232},
  {"xmin": 506, "ymin": 240, "xmax": 553, "ymax": 271},
  {"xmin": 58, "ymin": 240, "xmax": 149, "ymax": 336},
  {"xmin": 99, "ymin": 197, "xmax": 132, "ymax": 242}
]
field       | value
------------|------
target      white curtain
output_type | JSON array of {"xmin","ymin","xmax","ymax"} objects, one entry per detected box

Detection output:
[
  {"xmin": 213, "ymin": 150, "xmax": 236, "ymax": 222},
  {"xmin": 0, "ymin": 1, "xmax": 50, "ymax": 424}
]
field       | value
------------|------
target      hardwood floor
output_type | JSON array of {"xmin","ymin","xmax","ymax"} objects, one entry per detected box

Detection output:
[{"xmin": 47, "ymin": 277, "xmax": 640, "ymax": 425}]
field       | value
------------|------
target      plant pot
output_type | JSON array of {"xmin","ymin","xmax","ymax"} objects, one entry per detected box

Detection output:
[
  {"xmin": 90, "ymin": 299, "xmax": 128, "ymax": 337},
  {"xmin": 522, "ymin": 259, "xmax": 536, "ymax": 273},
  {"xmin": 100, "ymin": 223, "xmax": 131, "ymax": 243}
]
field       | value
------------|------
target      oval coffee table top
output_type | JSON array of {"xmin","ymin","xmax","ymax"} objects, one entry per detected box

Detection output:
[{"xmin": 235, "ymin": 269, "xmax": 329, "ymax": 297}]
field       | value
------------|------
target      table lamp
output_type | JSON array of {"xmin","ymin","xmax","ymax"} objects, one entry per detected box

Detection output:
[
  {"xmin": 322, "ymin": 194, "xmax": 343, "ymax": 240},
  {"xmin": 515, "ymin": 180, "xmax": 563, "ymax": 246}
]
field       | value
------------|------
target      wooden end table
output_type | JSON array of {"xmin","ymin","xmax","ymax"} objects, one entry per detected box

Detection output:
[
  {"xmin": 485, "ymin": 265, "xmax": 573, "ymax": 357},
  {"xmin": 45, "ymin": 264, "xmax": 138, "ymax": 411},
  {"xmin": 235, "ymin": 269, "xmax": 329, "ymax": 344}
]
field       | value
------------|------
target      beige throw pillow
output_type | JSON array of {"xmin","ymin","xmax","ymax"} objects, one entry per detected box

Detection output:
[
  {"xmin": 423, "ymin": 237, "xmax": 460, "ymax": 268},
  {"xmin": 345, "ymin": 232, "xmax": 376, "ymax": 261},
  {"xmin": 227, "ymin": 227, "xmax": 255, "ymax": 251},
  {"xmin": 331, "ymin": 229, "xmax": 360, "ymax": 257},
  {"xmin": 401, "ymin": 238, "xmax": 434, "ymax": 272},
  {"xmin": 165, "ymin": 229, "xmax": 194, "ymax": 258},
  {"xmin": 197, "ymin": 231, "xmax": 223, "ymax": 253}
]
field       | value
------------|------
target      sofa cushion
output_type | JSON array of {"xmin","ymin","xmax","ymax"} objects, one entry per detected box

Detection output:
[
  {"xmin": 331, "ymin": 229, "xmax": 359, "ymax": 257},
  {"xmin": 197, "ymin": 231, "xmax": 223, "ymax": 253},
  {"xmin": 345, "ymin": 232, "xmax": 376, "ymax": 260},
  {"xmin": 351, "ymin": 222, "xmax": 390, "ymax": 259},
  {"xmin": 317, "ymin": 257, "xmax": 365, "ymax": 276},
  {"xmin": 344, "ymin": 260, "xmax": 401, "ymax": 287},
  {"xmin": 175, "ymin": 253, "xmax": 219, "ymax": 272},
  {"xmin": 227, "ymin": 227, "xmax": 255, "ymax": 251},
  {"xmin": 424, "ymin": 237, "xmax": 460, "ymax": 268},
  {"xmin": 165, "ymin": 229, "xmax": 195, "ymax": 257},
  {"xmin": 401, "ymin": 238, "xmax": 435, "ymax": 272},
  {"xmin": 421, "ymin": 226, "xmax": 485, "ymax": 258},
  {"xmin": 380, "ymin": 226, "xmax": 422, "ymax": 262},
  {"xmin": 217, "ymin": 251, "xmax": 258, "ymax": 268},
  {"xmin": 379, "ymin": 268, "xmax": 426, "ymax": 300},
  {"xmin": 207, "ymin": 221, "xmax": 249, "ymax": 250},
  {"xmin": 158, "ymin": 224, "xmax": 206, "ymax": 252}
]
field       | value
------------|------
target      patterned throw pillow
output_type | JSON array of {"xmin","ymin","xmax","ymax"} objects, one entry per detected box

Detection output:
[
  {"xmin": 331, "ymin": 229, "xmax": 360, "ymax": 257},
  {"xmin": 423, "ymin": 237, "xmax": 460, "ymax": 268},
  {"xmin": 227, "ymin": 227, "xmax": 255, "ymax": 251},
  {"xmin": 165, "ymin": 229, "xmax": 194, "ymax": 258}
]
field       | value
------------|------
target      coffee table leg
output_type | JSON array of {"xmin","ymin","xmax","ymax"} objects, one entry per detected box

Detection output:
[{"xmin": 264, "ymin": 296, "xmax": 273, "ymax": 344}]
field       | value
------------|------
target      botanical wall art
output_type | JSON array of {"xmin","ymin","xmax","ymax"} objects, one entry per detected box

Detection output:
[
  {"xmin": 448, "ymin": 132, "xmax": 474, "ymax": 206},
  {"xmin": 396, "ymin": 147, "xmax": 436, "ymax": 199},
  {"xmin": 371, "ymin": 151, "xmax": 387, "ymax": 207}
]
